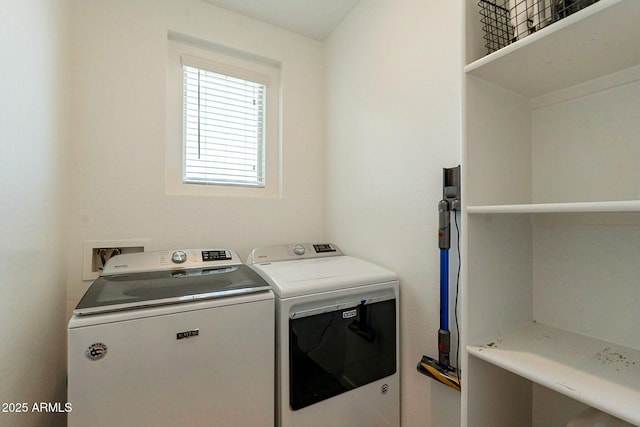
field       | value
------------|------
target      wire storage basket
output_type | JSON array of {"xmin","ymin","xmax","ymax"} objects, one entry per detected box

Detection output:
[{"xmin": 478, "ymin": 0, "xmax": 600, "ymax": 55}]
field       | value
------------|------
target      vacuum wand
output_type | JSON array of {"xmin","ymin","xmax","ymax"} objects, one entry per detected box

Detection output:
[{"xmin": 438, "ymin": 199, "xmax": 451, "ymax": 367}]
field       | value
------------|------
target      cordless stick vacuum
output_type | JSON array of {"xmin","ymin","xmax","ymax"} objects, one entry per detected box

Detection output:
[{"xmin": 417, "ymin": 166, "xmax": 461, "ymax": 392}]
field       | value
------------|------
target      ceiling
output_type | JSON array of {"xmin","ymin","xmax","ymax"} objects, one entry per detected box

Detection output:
[{"xmin": 201, "ymin": 0, "xmax": 361, "ymax": 41}]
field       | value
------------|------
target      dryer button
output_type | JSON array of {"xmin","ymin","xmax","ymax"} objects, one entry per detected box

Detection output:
[{"xmin": 293, "ymin": 244, "xmax": 305, "ymax": 256}]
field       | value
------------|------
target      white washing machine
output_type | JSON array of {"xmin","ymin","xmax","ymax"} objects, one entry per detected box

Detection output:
[
  {"xmin": 247, "ymin": 243, "xmax": 400, "ymax": 427},
  {"xmin": 68, "ymin": 249, "xmax": 275, "ymax": 427}
]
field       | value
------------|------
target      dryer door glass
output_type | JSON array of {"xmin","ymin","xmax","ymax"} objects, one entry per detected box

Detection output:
[{"xmin": 289, "ymin": 296, "xmax": 396, "ymax": 410}]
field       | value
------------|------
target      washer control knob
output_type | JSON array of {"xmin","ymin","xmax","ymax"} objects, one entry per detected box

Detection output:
[
  {"xmin": 171, "ymin": 250, "xmax": 187, "ymax": 264},
  {"xmin": 293, "ymin": 244, "xmax": 305, "ymax": 256}
]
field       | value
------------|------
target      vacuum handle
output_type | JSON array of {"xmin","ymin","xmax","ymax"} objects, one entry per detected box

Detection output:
[{"xmin": 438, "ymin": 199, "xmax": 450, "ymax": 250}]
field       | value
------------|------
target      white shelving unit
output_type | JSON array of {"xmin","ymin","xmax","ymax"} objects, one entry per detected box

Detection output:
[{"xmin": 462, "ymin": 0, "xmax": 640, "ymax": 425}]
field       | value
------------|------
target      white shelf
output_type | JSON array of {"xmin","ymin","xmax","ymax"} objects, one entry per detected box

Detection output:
[
  {"xmin": 467, "ymin": 200, "xmax": 640, "ymax": 214},
  {"xmin": 465, "ymin": 0, "xmax": 640, "ymax": 98},
  {"xmin": 467, "ymin": 322, "xmax": 640, "ymax": 425}
]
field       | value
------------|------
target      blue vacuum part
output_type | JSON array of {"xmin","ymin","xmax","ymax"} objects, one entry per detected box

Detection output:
[
  {"xmin": 438, "ymin": 248, "xmax": 451, "ymax": 367},
  {"xmin": 440, "ymin": 249, "xmax": 449, "ymax": 331},
  {"xmin": 419, "ymin": 246, "xmax": 459, "ymax": 390}
]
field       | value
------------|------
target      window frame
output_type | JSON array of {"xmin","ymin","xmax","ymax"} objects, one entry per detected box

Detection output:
[{"xmin": 166, "ymin": 35, "xmax": 281, "ymax": 198}]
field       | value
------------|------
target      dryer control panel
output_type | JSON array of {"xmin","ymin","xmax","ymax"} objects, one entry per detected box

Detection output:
[{"xmin": 247, "ymin": 243, "xmax": 343, "ymax": 264}]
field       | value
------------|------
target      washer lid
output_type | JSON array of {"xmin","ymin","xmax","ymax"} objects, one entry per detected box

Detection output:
[
  {"xmin": 250, "ymin": 256, "xmax": 397, "ymax": 298},
  {"xmin": 74, "ymin": 264, "xmax": 271, "ymax": 315}
]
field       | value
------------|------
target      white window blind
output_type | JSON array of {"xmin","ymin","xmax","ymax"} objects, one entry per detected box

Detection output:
[{"xmin": 182, "ymin": 61, "xmax": 266, "ymax": 187}]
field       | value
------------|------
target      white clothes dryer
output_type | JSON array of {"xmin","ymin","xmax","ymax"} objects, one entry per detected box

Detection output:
[
  {"xmin": 68, "ymin": 249, "xmax": 275, "ymax": 427},
  {"xmin": 247, "ymin": 243, "xmax": 400, "ymax": 427}
]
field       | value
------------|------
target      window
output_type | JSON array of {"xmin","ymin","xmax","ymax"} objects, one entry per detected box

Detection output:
[
  {"xmin": 182, "ymin": 59, "xmax": 266, "ymax": 187},
  {"xmin": 166, "ymin": 35, "xmax": 281, "ymax": 198}
]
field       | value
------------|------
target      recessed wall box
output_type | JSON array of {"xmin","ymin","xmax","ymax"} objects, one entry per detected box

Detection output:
[{"xmin": 82, "ymin": 239, "xmax": 150, "ymax": 281}]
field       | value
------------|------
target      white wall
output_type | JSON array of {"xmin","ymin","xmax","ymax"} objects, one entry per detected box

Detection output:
[
  {"xmin": 0, "ymin": 1, "xmax": 70, "ymax": 426},
  {"xmin": 325, "ymin": 1, "xmax": 463, "ymax": 426},
  {"xmin": 67, "ymin": 0, "xmax": 326, "ymax": 314}
]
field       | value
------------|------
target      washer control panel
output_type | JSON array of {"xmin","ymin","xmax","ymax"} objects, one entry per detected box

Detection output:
[
  {"xmin": 246, "ymin": 243, "xmax": 343, "ymax": 264},
  {"xmin": 102, "ymin": 249, "xmax": 239, "ymax": 275}
]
